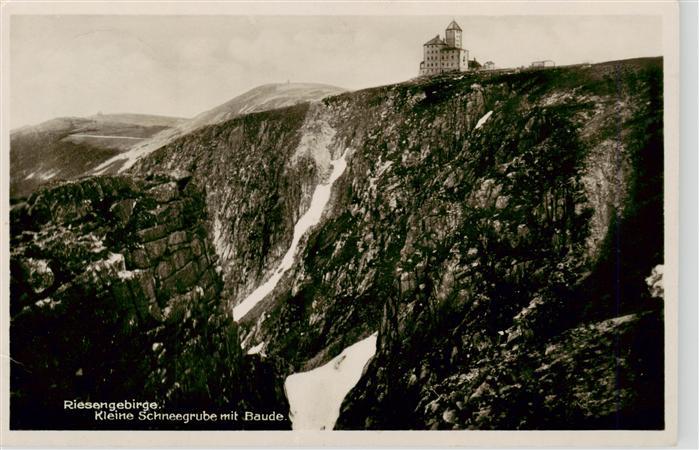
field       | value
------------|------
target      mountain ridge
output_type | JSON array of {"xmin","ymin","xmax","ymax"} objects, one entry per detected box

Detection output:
[
  {"xmin": 10, "ymin": 82, "xmax": 346, "ymax": 200},
  {"xmin": 93, "ymin": 82, "xmax": 346, "ymax": 175}
]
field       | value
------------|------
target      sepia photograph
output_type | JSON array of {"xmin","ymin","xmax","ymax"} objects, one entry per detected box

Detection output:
[{"xmin": 0, "ymin": 1, "xmax": 683, "ymax": 447}]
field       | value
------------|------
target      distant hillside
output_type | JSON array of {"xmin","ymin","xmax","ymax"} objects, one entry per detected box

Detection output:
[
  {"xmin": 10, "ymin": 82, "xmax": 344, "ymax": 200},
  {"xmin": 86, "ymin": 113, "xmax": 187, "ymax": 128},
  {"xmin": 10, "ymin": 114, "xmax": 185, "ymax": 200},
  {"xmin": 93, "ymin": 83, "xmax": 346, "ymax": 175}
]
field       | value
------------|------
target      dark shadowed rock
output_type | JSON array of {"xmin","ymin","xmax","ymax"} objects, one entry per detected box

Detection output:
[{"xmin": 10, "ymin": 173, "xmax": 290, "ymax": 430}]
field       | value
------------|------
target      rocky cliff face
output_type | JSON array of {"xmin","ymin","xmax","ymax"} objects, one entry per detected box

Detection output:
[
  {"xmin": 10, "ymin": 57, "xmax": 664, "ymax": 431},
  {"xmin": 132, "ymin": 58, "xmax": 663, "ymax": 429},
  {"xmin": 10, "ymin": 174, "xmax": 289, "ymax": 429},
  {"xmin": 330, "ymin": 59, "xmax": 665, "ymax": 430},
  {"xmin": 133, "ymin": 105, "xmax": 318, "ymax": 314},
  {"xmin": 334, "ymin": 60, "xmax": 663, "ymax": 429}
]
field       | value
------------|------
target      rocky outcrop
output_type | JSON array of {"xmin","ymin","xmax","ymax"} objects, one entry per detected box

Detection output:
[
  {"xmin": 10, "ymin": 174, "xmax": 289, "ymax": 429},
  {"xmin": 132, "ymin": 104, "xmax": 320, "ymax": 321}
]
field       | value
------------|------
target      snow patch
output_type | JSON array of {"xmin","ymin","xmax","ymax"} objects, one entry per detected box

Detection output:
[
  {"xmin": 284, "ymin": 332, "xmax": 377, "ymax": 430},
  {"xmin": 367, "ymin": 160, "xmax": 393, "ymax": 193},
  {"xmin": 232, "ymin": 151, "xmax": 348, "ymax": 321},
  {"xmin": 117, "ymin": 270, "xmax": 137, "ymax": 281},
  {"xmin": 247, "ymin": 342, "xmax": 265, "ymax": 355},
  {"xmin": 85, "ymin": 252, "xmax": 125, "ymax": 284},
  {"xmin": 88, "ymin": 235, "xmax": 107, "ymax": 253},
  {"xmin": 377, "ymin": 160, "xmax": 393, "ymax": 176},
  {"xmin": 28, "ymin": 258, "xmax": 50, "ymax": 273},
  {"xmin": 34, "ymin": 297, "xmax": 60, "ymax": 309},
  {"xmin": 645, "ymin": 264, "xmax": 664, "ymax": 299},
  {"xmin": 212, "ymin": 216, "xmax": 228, "ymax": 264},
  {"xmin": 69, "ymin": 134, "xmax": 143, "ymax": 140},
  {"xmin": 38, "ymin": 169, "xmax": 60, "ymax": 180},
  {"xmin": 474, "ymin": 111, "xmax": 493, "ymax": 130},
  {"xmin": 105, "ymin": 252, "xmax": 124, "ymax": 266},
  {"xmin": 290, "ymin": 108, "xmax": 336, "ymax": 171}
]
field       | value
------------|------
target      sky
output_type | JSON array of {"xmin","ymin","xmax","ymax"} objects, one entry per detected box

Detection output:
[{"xmin": 10, "ymin": 15, "xmax": 662, "ymax": 128}]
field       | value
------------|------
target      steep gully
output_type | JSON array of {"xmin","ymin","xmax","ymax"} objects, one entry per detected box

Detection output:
[
  {"xmin": 232, "ymin": 151, "xmax": 347, "ymax": 321},
  {"xmin": 229, "ymin": 145, "xmax": 376, "ymax": 430},
  {"xmin": 268, "ymin": 110, "xmax": 493, "ymax": 430},
  {"xmin": 233, "ymin": 108, "xmax": 488, "ymax": 430}
]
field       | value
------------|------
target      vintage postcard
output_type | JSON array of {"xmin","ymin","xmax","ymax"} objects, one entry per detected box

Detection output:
[{"xmin": 1, "ymin": 0, "xmax": 679, "ymax": 447}]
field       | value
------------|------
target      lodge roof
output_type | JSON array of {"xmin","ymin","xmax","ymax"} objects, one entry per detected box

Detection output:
[
  {"xmin": 446, "ymin": 20, "xmax": 462, "ymax": 31},
  {"xmin": 424, "ymin": 35, "xmax": 446, "ymax": 45}
]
